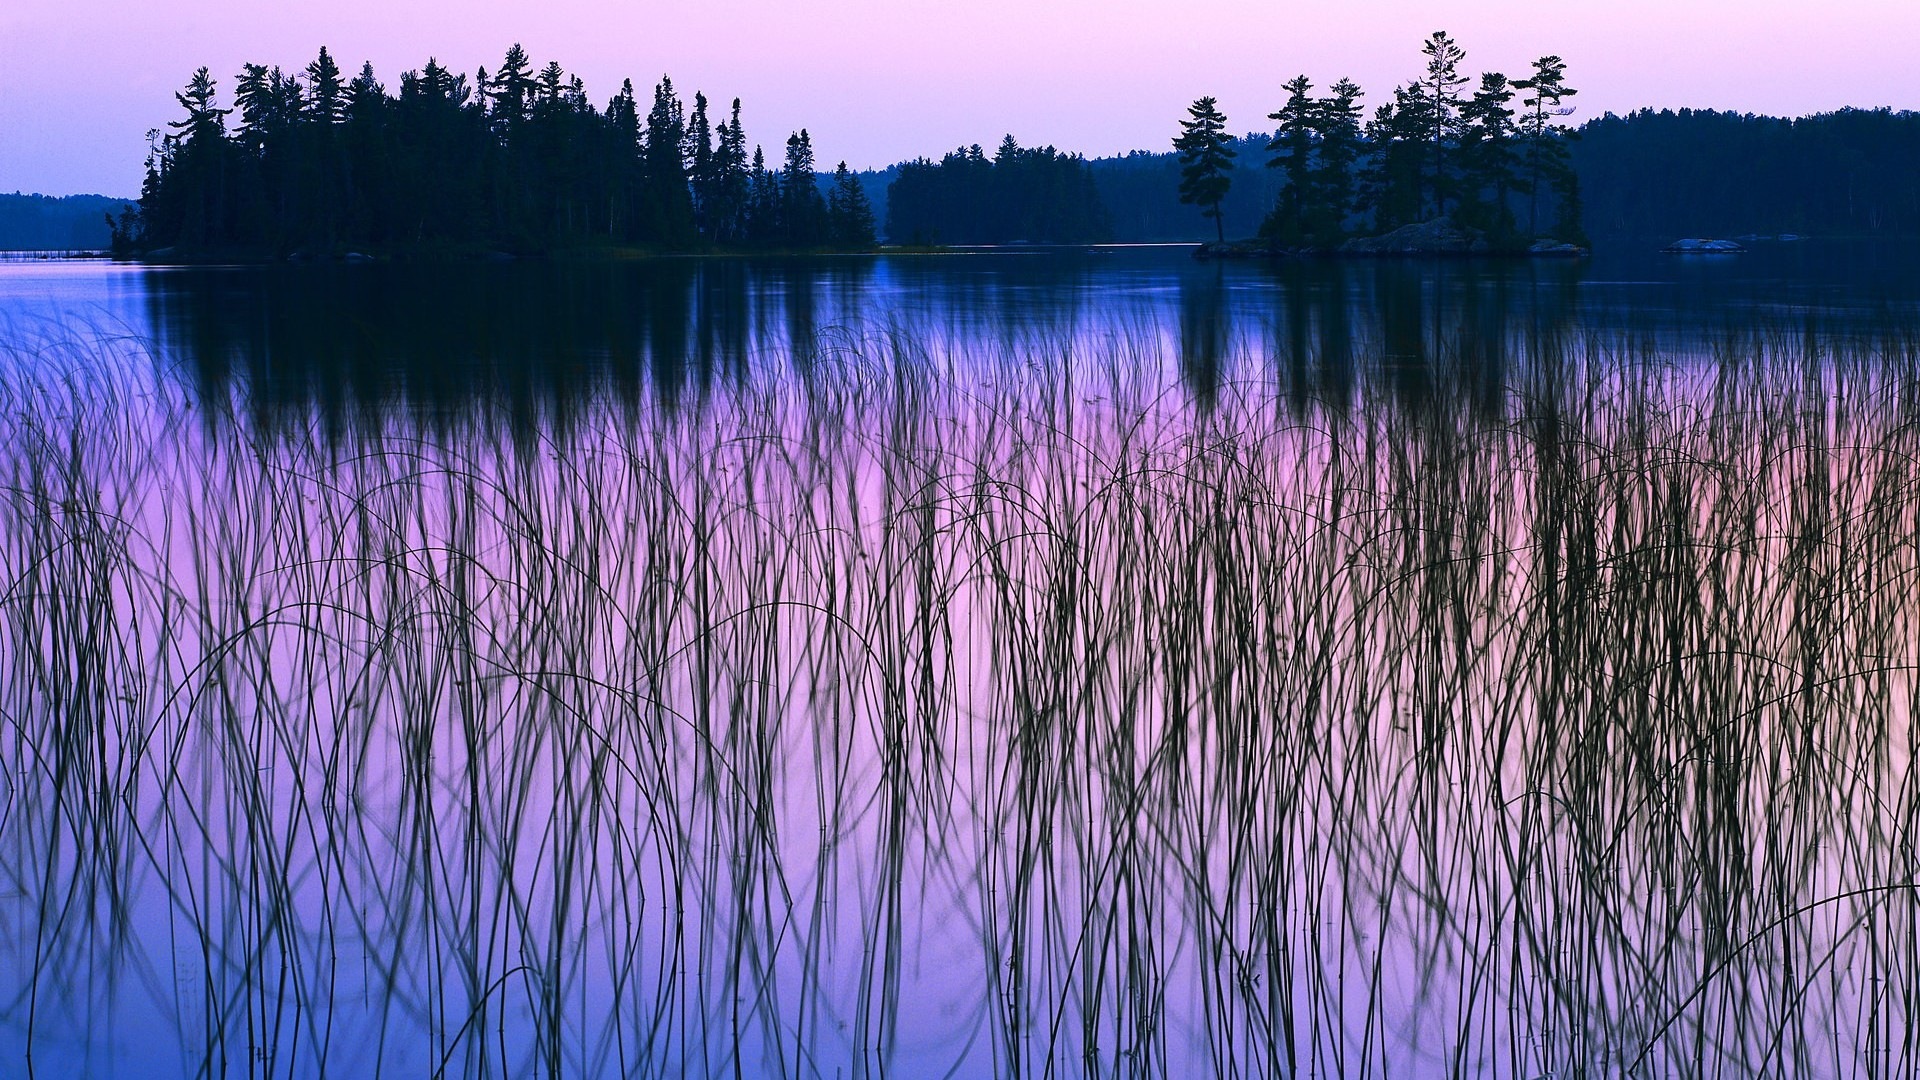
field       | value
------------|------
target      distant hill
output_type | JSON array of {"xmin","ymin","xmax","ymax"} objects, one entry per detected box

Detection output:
[{"xmin": 0, "ymin": 193, "xmax": 136, "ymax": 251}]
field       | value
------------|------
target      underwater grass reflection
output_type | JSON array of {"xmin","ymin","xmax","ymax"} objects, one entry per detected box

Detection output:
[{"xmin": 3, "ymin": 312, "xmax": 1920, "ymax": 1078}]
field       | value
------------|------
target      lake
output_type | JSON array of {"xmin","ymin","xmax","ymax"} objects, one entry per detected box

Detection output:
[{"xmin": 2, "ymin": 243, "xmax": 1918, "ymax": 1078}]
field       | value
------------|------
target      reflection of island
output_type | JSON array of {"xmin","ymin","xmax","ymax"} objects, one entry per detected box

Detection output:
[{"xmin": 147, "ymin": 252, "xmax": 1600, "ymax": 433}]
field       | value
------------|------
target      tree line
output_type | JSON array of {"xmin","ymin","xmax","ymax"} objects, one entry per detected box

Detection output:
[
  {"xmin": 1174, "ymin": 32, "xmax": 1585, "ymax": 249},
  {"xmin": 1573, "ymin": 107, "xmax": 1920, "ymax": 239},
  {"xmin": 115, "ymin": 45, "xmax": 876, "ymax": 256},
  {"xmin": 883, "ymin": 136, "xmax": 1109, "ymax": 244}
]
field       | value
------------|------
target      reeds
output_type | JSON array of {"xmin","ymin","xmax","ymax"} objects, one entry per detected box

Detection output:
[{"xmin": 2, "ymin": 303, "xmax": 1919, "ymax": 1077}]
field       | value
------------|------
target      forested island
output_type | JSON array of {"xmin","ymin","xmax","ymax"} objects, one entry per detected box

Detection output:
[
  {"xmin": 114, "ymin": 46, "xmax": 877, "ymax": 258},
  {"xmin": 86, "ymin": 33, "xmax": 1920, "ymax": 260},
  {"xmin": 1162, "ymin": 33, "xmax": 1585, "ymax": 255}
]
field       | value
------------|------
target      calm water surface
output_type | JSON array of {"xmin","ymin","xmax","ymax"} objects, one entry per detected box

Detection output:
[{"xmin": 3, "ymin": 245, "xmax": 1920, "ymax": 1078}]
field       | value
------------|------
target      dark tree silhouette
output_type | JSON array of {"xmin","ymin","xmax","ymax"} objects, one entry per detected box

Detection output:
[
  {"xmin": 884, "ymin": 137, "xmax": 1108, "ymax": 244},
  {"xmin": 1174, "ymin": 96, "xmax": 1235, "ymax": 242},
  {"xmin": 1514, "ymin": 55, "xmax": 1579, "ymax": 238},
  {"xmin": 1264, "ymin": 76, "xmax": 1316, "ymax": 245},
  {"xmin": 1418, "ymin": 31, "xmax": 1469, "ymax": 217},
  {"xmin": 828, "ymin": 162, "xmax": 877, "ymax": 248},
  {"xmin": 124, "ymin": 46, "xmax": 866, "ymax": 256}
]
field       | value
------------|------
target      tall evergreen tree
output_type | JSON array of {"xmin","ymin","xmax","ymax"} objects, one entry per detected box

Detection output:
[
  {"xmin": 1514, "ymin": 55, "xmax": 1579, "ymax": 238},
  {"xmin": 782, "ymin": 129, "xmax": 825, "ymax": 246},
  {"xmin": 1418, "ymin": 30, "xmax": 1469, "ymax": 216},
  {"xmin": 1308, "ymin": 77, "xmax": 1365, "ymax": 242},
  {"xmin": 641, "ymin": 77, "xmax": 693, "ymax": 243},
  {"xmin": 711, "ymin": 99, "xmax": 751, "ymax": 243},
  {"xmin": 1263, "ymin": 75, "xmax": 1316, "ymax": 245},
  {"xmin": 1459, "ymin": 72, "xmax": 1518, "ymax": 236},
  {"xmin": 166, "ymin": 67, "xmax": 235, "ymax": 245},
  {"xmin": 1174, "ymin": 96, "xmax": 1235, "ymax": 242},
  {"xmin": 1361, "ymin": 86, "xmax": 1432, "ymax": 231},
  {"xmin": 685, "ymin": 92, "xmax": 717, "ymax": 238},
  {"xmin": 827, "ymin": 162, "xmax": 876, "ymax": 249},
  {"xmin": 489, "ymin": 44, "xmax": 534, "ymax": 132},
  {"xmin": 305, "ymin": 47, "xmax": 345, "ymax": 124},
  {"xmin": 747, "ymin": 145, "xmax": 781, "ymax": 244}
]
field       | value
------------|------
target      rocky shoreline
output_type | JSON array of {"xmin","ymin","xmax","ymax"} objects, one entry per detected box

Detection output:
[{"xmin": 1196, "ymin": 219, "xmax": 1588, "ymax": 260}]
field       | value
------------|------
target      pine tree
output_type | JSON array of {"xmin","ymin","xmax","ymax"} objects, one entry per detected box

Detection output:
[
  {"xmin": 1459, "ymin": 72, "xmax": 1518, "ymax": 238},
  {"xmin": 1360, "ymin": 87, "xmax": 1430, "ymax": 232},
  {"xmin": 747, "ymin": 145, "xmax": 781, "ymax": 245},
  {"xmin": 167, "ymin": 67, "xmax": 234, "ymax": 245},
  {"xmin": 1418, "ymin": 31, "xmax": 1469, "ymax": 217},
  {"xmin": 641, "ymin": 77, "xmax": 693, "ymax": 243},
  {"xmin": 1514, "ymin": 55, "xmax": 1580, "ymax": 239},
  {"xmin": 782, "ymin": 130, "xmax": 825, "ymax": 246},
  {"xmin": 1173, "ymin": 96, "xmax": 1235, "ymax": 243},
  {"xmin": 306, "ymin": 47, "xmax": 345, "ymax": 124},
  {"xmin": 1308, "ymin": 78, "xmax": 1365, "ymax": 242},
  {"xmin": 686, "ymin": 92, "xmax": 717, "ymax": 239},
  {"xmin": 827, "ymin": 162, "xmax": 876, "ymax": 248},
  {"xmin": 489, "ymin": 44, "xmax": 534, "ymax": 132},
  {"xmin": 711, "ymin": 99, "xmax": 751, "ymax": 243},
  {"xmin": 1263, "ymin": 75, "xmax": 1316, "ymax": 245}
]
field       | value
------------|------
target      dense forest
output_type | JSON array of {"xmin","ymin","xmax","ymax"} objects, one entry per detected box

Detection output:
[
  {"xmin": 1574, "ymin": 107, "xmax": 1920, "ymax": 239},
  {"xmin": 883, "ymin": 137, "xmax": 1109, "ymax": 244},
  {"xmin": 1060, "ymin": 106, "xmax": 1920, "ymax": 245},
  {"xmin": 116, "ymin": 45, "xmax": 877, "ymax": 256},
  {"xmin": 0, "ymin": 194, "xmax": 134, "ymax": 251}
]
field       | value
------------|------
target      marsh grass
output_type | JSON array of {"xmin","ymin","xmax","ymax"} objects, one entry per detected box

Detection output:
[{"xmin": 2, "ymin": 307, "xmax": 1920, "ymax": 1077}]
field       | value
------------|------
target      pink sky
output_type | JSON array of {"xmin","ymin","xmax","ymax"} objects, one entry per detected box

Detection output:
[{"xmin": 3, "ymin": 0, "xmax": 1917, "ymax": 196}]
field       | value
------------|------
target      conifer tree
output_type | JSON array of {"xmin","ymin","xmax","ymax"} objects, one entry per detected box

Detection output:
[
  {"xmin": 1360, "ymin": 86, "xmax": 1431, "ymax": 231},
  {"xmin": 782, "ymin": 130, "xmax": 825, "ymax": 246},
  {"xmin": 1459, "ymin": 72, "xmax": 1518, "ymax": 236},
  {"xmin": 1514, "ymin": 55, "xmax": 1579, "ymax": 238},
  {"xmin": 489, "ymin": 44, "xmax": 534, "ymax": 132},
  {"xmin": 1263, "ymin": 75, "xmax": 1316, "ymax": 245},
  {"xmin": 711, "ymin": 99, "xmax": 751, "ymax": 242},
  {"xmin": 1173, "ymin": 96, "xmax": 1235, "ymax": 242},
  {"xmin": 827, "ymin": 162, "xmax": 876, "ymax": 248},
  {"xmin": 686, "ymin": 92, "xmax": 717, "ymax": 239},
  {"xmin": 747, "ymin": 145, "xmax": 781, "ymax": 244},
  {"xmin": 306, "ymin": 47, "xmax": 345, "ymax": 124},
  {"xmin": 1308, "ymin": 78, "xmax": 1365, "ymax": 242},
  {"xmin": 1418, "ymin": 31, "xmax": 1469, "ymax": 216},
  {"xmin": 642, "ymin": 77, "xmax": 693, "ymax": 243}
]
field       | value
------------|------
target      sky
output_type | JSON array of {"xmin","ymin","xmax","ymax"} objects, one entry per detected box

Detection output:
[{"xmin": 3, "ymin": 0, "xmax": 1918, "ymax": 197}]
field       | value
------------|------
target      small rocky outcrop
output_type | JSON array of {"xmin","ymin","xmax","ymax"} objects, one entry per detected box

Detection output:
[
  {"xmin": 1662, "ymin": 238, "xmax": 1746, "ymax": 253},
  {"xmin": 1338, "ymin": 219, "xmax": 1489, "ymax": 256},
  {"xmin": 1194, "ymin": 219, "xmax": 1590, "ymax": 260}
]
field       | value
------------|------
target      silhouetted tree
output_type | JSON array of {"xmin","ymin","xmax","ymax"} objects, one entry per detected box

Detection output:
[
  {"xmin": 641, "ymin": 77, "xmax": 694, "ymax": 245},
  {"xmin": 827, "ymin": 161, "xmax": 877, "ymax": 248},
  {"xmin": 1514, "ymin": 55, "xmax": 1578, "ymax": 238},
  {"xmin": 1263, "ymin": 75, "xmax": 1316, "ymax": 245},
  {"xmin": 885, "ymin": 137, "xmax": 1108, "ymax": 244},
  {"xmin": 1174, "ymin": 96, "xmax": 1235, "ymax": 242},
  {"xmin": 747, "ymin": 145, "xmax": 781, "ymax": 244},
  {"xmin": 1309, "ymin": 77, "xmax": 1366, "ymax": 241},
  {"xmin": 1360, "ymin": 85, "xmax": 1429, "ymax": 231},
  {"xmin": 782, "ymin": 130, "xmax": 825, "ymax": 246},
  {"xmin": 1458, "ymin": 71, "xmax": 1519, "ymax": 237},
  {"xmin": 1417, "ymin": 31, "xmax": 1469, "ymax": 216}
]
